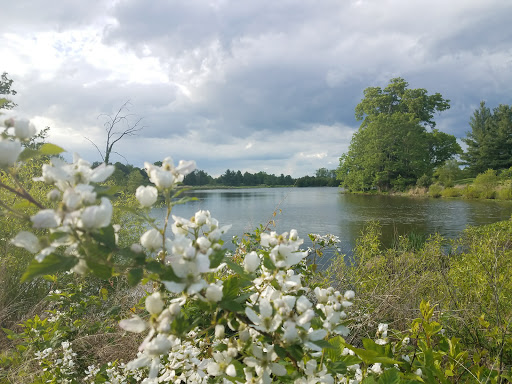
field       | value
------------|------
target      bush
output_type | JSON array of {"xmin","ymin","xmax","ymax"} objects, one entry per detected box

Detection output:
[
  {"xmin": 440, "ymin": 187, "xmax": 462, "ymax": 197},
  {"xmin": 474, "ymin": 169, "xmax": 499, "ymax": 189},
  {"xmin": 497, "ymin": 183, "xmax": 512, "ymax": 200},
  {"xmin": 428, "ymin": 183, "xmax": 443, "ymax": 198},
  {"xmin": 461, "ymin": 185, "xmax": 481, "ymax": 199},
  {"xmin": 416, "ymin": 173, "xmax": 431, "ymax": 188}
]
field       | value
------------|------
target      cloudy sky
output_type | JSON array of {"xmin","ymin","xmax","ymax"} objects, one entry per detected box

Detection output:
[{"xmin": 1, "ymin": 0, "xmax": 511, "ymax": 177}]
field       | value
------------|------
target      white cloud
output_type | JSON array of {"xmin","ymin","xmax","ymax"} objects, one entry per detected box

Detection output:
[{"xmin": 1, "ymin": 0, "xmax": 511, "ymax": 176}]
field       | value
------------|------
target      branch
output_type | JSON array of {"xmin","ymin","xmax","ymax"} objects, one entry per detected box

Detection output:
[{"xmin": 84, "ymin": 137, "xmax": 105, "ymax": 162}]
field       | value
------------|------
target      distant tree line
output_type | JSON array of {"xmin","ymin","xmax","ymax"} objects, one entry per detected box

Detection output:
[{"xmin": 91, "ymin": 161, "xmax": 337, "ymax": 190}]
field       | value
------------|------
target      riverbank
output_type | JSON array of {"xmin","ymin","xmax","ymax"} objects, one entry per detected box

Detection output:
[{"xmin": 340, "ymin": 183, "xmax": 512, "ymax": 201}]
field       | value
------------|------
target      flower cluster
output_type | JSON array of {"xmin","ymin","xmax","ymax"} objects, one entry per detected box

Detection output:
[
  {"xmin": 117, "ymin": 222, "xmax": 356, "ymax": 383},
  {"xmin": 0, "ymin": 117, "xmax": 37, "ymax": 167},
  {"xmin": 8, "ymin": 148, "xmax": 369, "ymax": 383},
  {"xmin": 34, "ymin": 341, "xmax": 77, "ymax": 382},
  {"xmin": 11, "ymin": 154, "xmax": 115, "ymax": 271}
]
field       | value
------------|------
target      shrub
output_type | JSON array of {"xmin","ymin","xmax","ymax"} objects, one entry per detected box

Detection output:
[
  {"xmin": 497, "ymin": 184, "xmax": 512, "ymax": 200},
  {"xmin": 416, "ymin": 173, "xmax": 431, "ymax": 188},
  {"xmin": 428, "ymin": 183, "xmax": 443, "ymax": 198},
  {"xmin": 474, "ymin": 169, "xmax": 499, "ymax": 189},
  {"xmin": 441, "ymin": 187, "xmax": 462, "ymax": 197},
  {"xmin": 461, "ymin": 185, "xmax": 480, "ymax": 199}
]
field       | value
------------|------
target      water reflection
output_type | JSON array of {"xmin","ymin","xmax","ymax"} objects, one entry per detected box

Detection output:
[{"xmin": 157, "ymin": 188, "xmax": 512, "ymax": 261}]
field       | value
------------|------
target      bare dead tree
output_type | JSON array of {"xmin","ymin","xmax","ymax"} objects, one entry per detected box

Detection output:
[{"xmin": 85, "ymin": 101, "xmax": 144, "ymax": 164}]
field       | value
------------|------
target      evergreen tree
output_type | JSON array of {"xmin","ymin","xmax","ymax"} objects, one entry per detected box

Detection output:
[{"xmin": 462, "ymin": 102, "xmax": 512, "ymax": 175}]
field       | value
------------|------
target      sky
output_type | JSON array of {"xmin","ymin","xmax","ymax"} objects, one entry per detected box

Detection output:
[{"xmin": 1, "ymin": 0, "xmax": 511, "ymax": 177}]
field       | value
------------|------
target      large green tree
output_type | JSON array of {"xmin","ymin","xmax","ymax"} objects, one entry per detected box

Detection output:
[
  {"xmin": 338, "ymin": 78, "xmax": 460, "ymax": 191},
  {"xmin": 462, "ymin": 101, "xmax": 512, "ymax": 175}
]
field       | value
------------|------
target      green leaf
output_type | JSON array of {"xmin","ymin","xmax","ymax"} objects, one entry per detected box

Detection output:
[
  {"xmin": 379, "ymin": 368, "xmax": 401, "ymax": 384},
  {"xmin": 22, "ymin": 254, "xmax": 78, "ymax": 282},
  {"xmin": 327, "ymin": 361, "xmax": 349, "ymax": 374},
  {"xmin": 87, "ymin": 260, "xmax": 113, "ymax": 279},
  {"xmin": 262, "ymin": 254, "xmax": 276, "ymax": 270},
  {"xmin": 287, "ymin": 344, "xmax": 304, "ymax": 361},
  {"xmin": 219, "ymin": 299, "xmax": 244, "ymax": 313},
  {"xmin": 225, "ymin": 259, "xmax": 244, "ymax": 275},
  {"xmin": 39, "ymin": 143, "xmax": 65, "ymax": 156},
  {"xmin": 94, "ymin": 185, "xmax": 123, "ymax": 196},
  {"xmin": 18, "ymin": 148, "xmax": 39, "ymax": 161},
  {"xmin": 92, "ymin": 226, "xmax": 117, "ymax": 249},
  {"xmin": 127, "ymin": 268, "xmax": 143, "ymax": 286},
  {"xmin": 100, "ymin": 287, "xmax": 108, "ymax": 300},
  {"xmin": 223, "ymin": 276, "xmax": 240, "ymax": 299},
  {"xmin": 274, "ymin": 344, "xmax": 287, "ymax": 359},
  {"xmin": 311, "ymin": 339, "xmax": 335, "ymax": 350},
  {"xmin": 209, "ymin": 249, "xmax": 226, "ymax": 269}
]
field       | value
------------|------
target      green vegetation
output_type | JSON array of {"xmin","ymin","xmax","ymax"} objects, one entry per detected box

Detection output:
[
  {"xmin": 338, "ymin": 77, "xmax": 461, "ymax": 192},
  {"xmin": 423, "ymin": 167, "xmax": 512, "ymax": 200},
  {"xmin": 324, "ymin": 219, "xmax": 512, "ymax": 382},
  {"xmin": 462, "ymin": 102, "xmax": 512, "ymax": 175}
]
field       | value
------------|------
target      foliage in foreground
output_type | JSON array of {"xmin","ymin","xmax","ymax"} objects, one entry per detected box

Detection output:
[{"xmin": 1, "ymin": 116, "xmax": 512, "ymax": 383}]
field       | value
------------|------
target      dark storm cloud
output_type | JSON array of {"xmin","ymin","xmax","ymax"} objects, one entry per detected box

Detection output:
[{"xmin": 1, "ymin": 0, "xmax": 511, "ymax": 176}]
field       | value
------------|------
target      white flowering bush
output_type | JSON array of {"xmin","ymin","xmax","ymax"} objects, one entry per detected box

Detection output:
[{"xmin": 2, "ymin": 116, "xmax": 511, "ymax": 384}]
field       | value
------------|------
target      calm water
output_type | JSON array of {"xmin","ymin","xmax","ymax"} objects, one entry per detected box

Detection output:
[{"xmin": 155, "ymin": 187, "xmax": 512, "ymax": 266}]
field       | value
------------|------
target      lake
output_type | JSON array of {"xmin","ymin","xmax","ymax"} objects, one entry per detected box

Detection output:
[{"xmin": 154, "ymin": 187, "xmax": 512, "ymax": 266}]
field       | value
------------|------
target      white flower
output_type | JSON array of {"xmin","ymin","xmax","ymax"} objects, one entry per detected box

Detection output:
[
  {"xmin": 146, "ymin": 292, "xmax": 165, "ymax": 315},
  {"xmin": 344, "ymin": 290, "xmax": 355, "ymax": 300},
  {"xmin": 244, "ymin": 251, "xmax": 260, "ymax": 272},
  {"xmin": 140, "ymin": 229, "xmax": 163, "ymax": 251},
  {"xmin": 193, "ymin": 210, "xmax": 209, "ymax": 226},
  {"xmin": 130, "ymin": 243, "xmax": 143, "ymax": 253},
  {"xmin": 205, "ymin": 284, "xmax": 223, "ymax": 302},
  {"xmin": 215, "ymin": 324, "xmax": 225, "ymax": 339},
  {"xmin": 13, "ymin": 118, "xmax": 37, "ymax": 139},
  {"xmin": 176, "ymin": 160, "xmax": 196, "ymax": 176},
  {"xmin": 0, "ymin": 138, "xmax": 22, "ymax": 167},
  {"xmin": 145, "ymin": 334, "xmax": 173, "ymax": 356},
  {"xmin": 11, "ymin": 231, "xmax": 40, "ymax": 253},
  {"xmin": 31, "ymin": 209, "xmax": 59, "ymax": 228},
  {"xmin": 136, "ymin": 185, "xmax": 158, "ymax": 207},
  {"xmin": 296, "ymin": 295, "xmax": 313, "ymax": 313},
  {"xmin": 245, "ymin": 299, "xmax": 282, "ymax": 332},
  {"xmin": 80, "ymin": 198, "xmax": 113, "ymax": 229},
  {"xmin": 119, "ymin": 316, "xmax": 148, "ymax": 333},
  {"xmin": 89, "ymin": 163, "xmax": 115, "ymax": 183},
  {"xmin": 370, "ymin": 363, "xmax": 383, "ymax": 375}
]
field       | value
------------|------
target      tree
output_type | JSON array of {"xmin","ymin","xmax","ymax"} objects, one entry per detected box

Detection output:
[
  {"xmin": 0, "ymin": 72, "xmax": 18, "ymax": 110},
  {"xmin": 462, "ymin": 102, "xmax": 512, "ymax": 175},
  {"xmin": 338, "ymin": 78, "xmax": 459, "ymax": 191},
  {"xmin": 85, "ymin": 101, "xmax": 144, "ymax": 164}
]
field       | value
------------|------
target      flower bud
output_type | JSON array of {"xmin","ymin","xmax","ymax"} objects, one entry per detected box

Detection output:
[
  {"xmin": 146, "ymin": 292, "xmax": 164, "ymax": 315},
  {"xmin": 31, "ymin": 209, "xmax": 59, "ymax": 228},
  {"xmin": 130, "ymin": 243, "xmax": 143, "ymax": 253},
  {"xmin": 14, "ymin": 118, "xmax": 37, "ymax": 140},
  {"xmin": 47, "ymin": 189, "xmax": 61, "ymax": 202},
  {"xmin": 244, "ymin": 251, "xmax": 260, "ymax": 272},
  {"xmin": 135, "ymin": 185, "xmax": 158, "ymax": 207},
  {"xmin": 205, "ymin": 284, "xmax": 223, "ymax": 302},
  {"xmin": 215, "ymin": 324, "xmax": 225, "ymax": 339},
  {"xmin": 0, "ymin": 138, "xmax": 22, "ymax": 167},
  {"xmin": 140, "ymin": 228, "xmax": 163, "ymax": 251}
]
